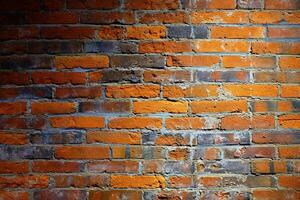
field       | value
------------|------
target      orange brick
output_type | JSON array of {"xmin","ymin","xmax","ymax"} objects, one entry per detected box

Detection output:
[
  {"xmin": 125, "ymin": 0, "xmax": 179, "ymax": 10},
  {"xmin": 283, "ymin": 11, "xmax": 300, "ymax": 24},
  {"xmin": 191, "ymin": 100, "xmax": 248, "ymax": 113},
  {"xmin": 163, "ymin": 85, "xmax": 219, "ymax": 98},
  {"xmin": 199, "ymin": 176, "xmax": 221, "ymax": 187},
  {"xmin": 55, "ymin": 55, "xmax": 109, "ymax": 69},
  {"xmin": 165, "ymin": 117, "xmax": 205, "ymax": 130},
  {"xmin": 167, "ymin": 55, "xmax": 219, "ymax": 67},
  {"xmin": 223, "ymin": 56, "xmax": 275, "ymax": 68},
  {"xmin": 0, "ymin": 131, "xmax": 28, "ymax": 145},
  {"xmin": 112, "ymin": 146, "xmax": 126, "ymax": 159},
  {"xmin": 192, "ymin": 11, "xmax": 249, "ymax": 24},
  {"xmin": 0, "ymin": 102, "xmax": 26, "ymax": 115},
  {"xmin": 0, "ymin": 191, "xmax": 29, "ymax": 200},
  {"xmin": 252, "ymin": 160, "xmax": 271, "ymax": 174},
  {"xmin": 139, "ymin": 41, "xmax": 192, "ymax": 53},
  {"xmin": 211, "ymin": 26, "xmax": 265, "ymax": 39},
  {"xmin": 279, "ymin": 56, "xmax": 300, "ymax": 70},
  {"xmin": 249, "ymin": 11, "xmax": 283, "ymax": 24},
  {"xmin": 168, "ymin": 148, "xmax": 189, "ymax": 160},
  {"xmin": 221, "ymin": 115, "xmax": 250, "ymax": 130},
  {"xmin": 90, "ymin": 190, "xmax": 141, "ymax": 200},
  {"xmin": 111, "ymin": 175, "xmax": 166, "ymax": 188},
  {"xmin": 31, "ymin": 102, "xmax": 76, "ymax": 114},
  {"xmin": 108, "ymin": 117, "xmax": 162, "ymax": 130},
  {"xmin": 0, "ymin": 161, "xmax": 29, "ymax": 174},
  {"xmin": 106, "ymin": 85, "xmax": 160, "ymax": 98},
  {"xmin": 223, "ymin": 84, "xmax": 278, "ymax": 97},
  {"xmin": 203, "ymin": 148, "xmax": 221, "ymax": 160},
  {"xmin": 278, "ymin": 176, "xmax": 300, "ymax": 189},
  {"xmin": 199, "ymin": 0, "xmax": 236, "ymax": 9},
  {"xmin": 55, "ymin": 146, "xmax": 109, "ymax": 160},
  {"xmin": 87, "ymin": 131, "xmax": 141, "ymax": 144},
  {"xmin": 139, "ymin": 11, "xmax": 188, "ymax": 24},
  {"xmin": 278, "ymin": 114, "xmax": 300, "ymax": 129},
  {"xmin": 155, "ymin": 134, "xmax": 190, "ymax": 146},
  {"xmin": 194, "ymin": 40, "xmax": 250, "ymax": 53},
  {"xmin": 281, "ymin": 85, "xmax": 300, "ymax": 97},
  {"xmin": 50, "ymin": 116, "xmax": 104, "ymax": 128},
  {"xmin": 144, "ymin": 70, "xmax": 191, "ymax": 83},
  {"xmin": 279, "ymin": 146, "xmax": 300, "ymax": 158},
  {"xmin": 133, "ymin": 100, "xmax": 188, "ymax": 114},
  {"xmin": 251, "ymin": 115, "xmax": 275, "ymax": 129},
  {"xmin": 252, "ymin": 41, "xmax": 300, "ymax": 54},
  {"xmin": 126, "ymin": 26, "xmax": 166, "ymax": 39},
  {"xmin": 268, "ymin": 27, "xmax": 300, "ymax": 38},
  {"xmin": 98, "ymin": 26, "xmax": 126, "ymax": 39}
]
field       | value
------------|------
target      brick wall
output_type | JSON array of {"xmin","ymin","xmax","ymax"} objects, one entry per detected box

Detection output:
[{"xmin": 0, "ymin": 0, "xmax": 299, "ymax": 199}]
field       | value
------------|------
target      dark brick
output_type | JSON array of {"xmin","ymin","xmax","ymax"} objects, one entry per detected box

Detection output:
[
  {"xmin": 167, "ymin": 25, "xmax": 208, "ymax": 39},
  {"xmin": 111, "ymin": 55, "xmax": 165, "ymax": 68},
  {"xmin": 142, "ymin": 132, "xmax": 157, "ymax": 145},
  {"xmin": 97, "ymin": 70, "xmax": 143, "ymax": 83},
  {"xmin": 84, "ymin": 41, "xmax": 137, "ymax": 53},
  {"xmin": 0, "ymin": 56, "xmax": 53, "ymax": 70},
  {"xmin": 292, "ymin": 100, "xmax": 300, "ymax": 112},
  {"xmin": 30, "ymin": 130, "xmax": 84, "ymax": 144},
  {"xmin": 28, "ymin": 41, "xmax": 83, "ymax": 54},
  {"xmin": 0, "ymin": 146, "xmax": 53, "ymax": 160},
  {"xmin": 164, "ymin": 161, "xmax": 194, "ymax": 174},
  {"xmin": 142, "ymin": 146, "xmax": 166, "ymax": 159},
  {"xmin": 245, "ymin": 176, "xmax": 276, "ymax": 187},
  {"xmin": 237, "ymin": 0, "xmax": 262, "ymax": 9},
  {"xmin": 181, "ymin": 0, "xmax": 192, "ymax": 9},
  {"xmin": 19, "ymin": 87, "xmax": 53, "ymax": 99},
  {"xmin": 196, "ymin": 71, "xmax": 250, "ymax": 82},
  {"xmin": 79, "ymin": 101, "xmax": 130, "ymax": 113}
]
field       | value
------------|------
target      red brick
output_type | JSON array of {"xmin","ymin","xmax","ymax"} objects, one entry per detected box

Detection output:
[
  {"xmin": 126, "ymin": 26, "xmax": 166, "ymax": 39},
  {"xmin": 279, "ymin": 114, "xmax": 300, "ymax": 129},
  {"xmin": 278, "ymin": 176, "xmax": 300, "ymax": 189},
  {"xmin": 193, "ymin": 0, "xmax": 236, "ymax": 9},
  {"xmin": 32, "ymin": 72, "xmax": 86, "ymax": 84},
  {"xmin": 281, "ymin": 85, "xmax": 300, "ymax": 97},
  {"xmin": 139, "ymin": 41, "xmax": 192, "ymax": 53},
  {"xmin": 50, "ymin": 116, "xmax": 104, "ymax": 128},
  {"xmin": 0, "ymin": 191, "xmax": 29, "ymax": 200},
  {"xmin": 268, "ymin": 27, "xmax": 300, "ymax": 38},
  {"xmin": 0, "ymin": 72, "xmax": 30, "ymax": 85},
  {"xmin": 0, "ymin": 175, "xmax": 49, "ymax": 188},
  {"xmin": 88, "ymin": 161, "xmax": 138, "ymax": 173},
  {"xmin": 163, "ymin": 85, "xmax": 218, "ymax": 98},
  {"xmin": 125, "ymin": 0, "xmax": 179, "ymax": 10},
  {"xmin": 0, "ymin": 102, "xmax": 26, "ymax": 115},
  {"xmin": 165, "ymin": 117, "xmax": 205, "ymax": 130},
  {"xmin": 0, "ymin": 161, "xmax": 29, "ymax": 174},
  {"xmin": 253, "ymin": 190, "xmax": 300, "ymax": 200},
  {"xmin": 55, "ymin": 146, "xmax": 109, "ymax": 160},
  {"xmin": 224, "ymin": 84, "xmax": 278, "ymax": 97},
  {"xmin": 55, "ymin": 87, "xmax": 102, "ymax": 98},
  {"xmin": 169, "ymin": 176, "xmax": 193, "ymax": 188},
  {"xmin": 89, "ymin": 190, "xmax": 142, "ymax": 200},
  {"xmin": 168, "ymin": 148, "xmax": 190, "ymax": 160},
  {"xmin": 27, "ymin": 12, "xmax": 78, "ymax": 24},
  {"xmin": 55, "ymin": 55, "xmax": 109, "ymax": 69},
  {"xmin": 32, "ymin": 161, "xmax": 82, "ymax": 173},
  {"xmin": 192, "ymin": 11, "xmax": 249, "ymax": 24},
  {"xmin": 251, "ymin": 115, "xmax": 275, "ymax": 129},
  {"xmin": 252, "ymin": 42, "xmax": 300, "ymax": 54},
  {"xmin": 81, "ymin": 11, "xmax": 135, "ymax": 24},
  {"xmin": 0, "ymin": 130, "xmax": 28, "ymax": 145},
  {"xmin": 32, "ymin": 102, "xmax": 76, "ymax": 114},
  {"xmin": 98, "ymin": 26, "xmax": 126, "ymax": 39},
  {"xmin": 144, "ymin": 70, "xmax": 191, "ymax": 83},
  {"xmin": 167, "ymin": 55, "xmax": 219, "ymax": 67},
  {"xmin": 41, "ymin": 27, "xmax": 95, "ymax": 39},
  {"xmin": 139, "ymin": 11, "xmax": 188, "ymax": 24},
  {"xmin": 250, "ymin": 11, "xmax": 283, "ymax": 24},
  {"xmin": 66, "ymin": 0, "xmax": 119, "ymax": 9}
]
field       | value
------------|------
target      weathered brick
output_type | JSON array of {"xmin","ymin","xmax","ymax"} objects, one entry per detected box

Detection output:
[
  {"xmin": 211, "ymin": 26, "xmax": 265, "ymax": 39},
  {"xmin": 139, "ymin": 41, "xmax": 192, "ymax": 53},
  {"xmin": 265, "ymin": 0, "xmax": 300, "ymax": 10},
  {"xmin": 90, "ymin": 190, "xmax": 142, "ymax": 200},
  {"xmin": 66, "ymin": 0, "xmax": 119, "ymax": 9},
  {"xmin": 144, "ymin": 70, "xmax": 191, "ymax": 83},
  {"xmin": 111, "ymin": 55, "xmax": 165, "ymax": 68},
  {"xmin": 192, "ymin": 11, "xmax": 249, "ymax": 23},
  {"xmin": 0, "ymin": 102, "xmax": 26, "ymax": 115},
  {"xmin": 79, "ymin": 101, "xmax": 130, "ymax": 113},
  {"xmin": 31, "ymin": 102, "xmax": 76, "ymax": 114},
  {"xmin": 196, "ymin": 71, "xmax": 250, "ymax": 82},
  {"xmin": 34, "ymin": 190, "xmax": 86, "ymax": 200},
  {"xmin": 223, "ymin": 84, "xmax": 278, "ymax": 97},
  {"xmin": 90, "ymin": 70, "xmax": 143, "ymax": 83},
  {"xmin": 111, "ymin": 175, "xmax": 166, "ymax": 188},
  {"xmin": 127, "ymin": 26, "xmax": 166, "ymax": 39},
  {"xmin": 84, "ymin": 41, "xmax": 138, "ymax": 53},
  {"xmin": 191, "ymin": 100, "xmax": 248, "ymax": 113},
  {"xmin": 0, "ymin": 175, "xmax": 49, "ymax": 188},
  {"xmin": 30, "ymin": 130, "xmax": 84, "ymax": 144},
  {"xmin": 163, "ymin": 85, "xmax": 219, "ymax": 98},
  {"xmin": 139, "ymin": 11, "xmax": 188, "ymax": 24},
  {"xmin": 55, "ymin": 55, "xmax": 109, "ymax": 69},
  {"xmin": 125, "ymin": 0, "xmax": 179, "ymax": 10},
  {"xmin": 250, "ymin": 11, "xmax": 283, "ymax": 24},
  {"xmin": 80, "ymin": 11, "xmax": 134, "ymax": 24},
  {"xmin": 0, "ymin": 191, "xmax": 29, "ymax": 200},
  {"xmin": 0, "ymin": 161, "xmax": 29, "ymax": 174},
  {"xmin": 32, "ymin": 72, "xmax": 86, "ymax": 85},
  {"xmin": 252, "ymin": 42, "xmax": 300, "ymax": 55},
  {"xmin": 32, "ymin": 161, "xmax": 83, "ymax": 173},
  {"xmin": 167, "ymin": 25, "xmax": 208, "ymax": 39},
  {"xmin": 41, "ymin": 27, "xmax": 95, "ymax": 39},
  {"xmin": 237, "ymin": 0, "xmax": 262, "ymax": 9},
  {"xmin": 279, "ymin": 56, "xmax": 300, "ymax": 70},
  {"xmin": 50, "ymin": 116, "xmax": 104, "ymax": 128},
  {"xmin": 167, "ymin": 55, "xmax": 219, "ymax": 67},
  {"xmin": 194, "ymin": 40, "xmax": 250, "ymax": 53},
  {"xmin": 108, "ymin": 117, "xmax": 162, "ymax": 130},
  {"xmin": 55, "ymin": 87, "xmax": 102, "ymax": 98},
  {"xmin": 279, "ymin": 114, "xmax": 300, "ymax": 129},
  {"xmin": 281, "ymin": 85, "xmax": 300, "ymax": 98},
  {"xmin": 133, "ymin": 100, "xmax": 188, "ymax": 113},
  {"xmin": 87, "ymin": 131, "xmax": 141, "ymax": 144}
]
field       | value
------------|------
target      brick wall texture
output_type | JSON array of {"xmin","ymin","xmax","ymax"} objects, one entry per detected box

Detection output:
[{"xmin": 0, "ymin": 0, "xmax": 300, "ymax": 199}]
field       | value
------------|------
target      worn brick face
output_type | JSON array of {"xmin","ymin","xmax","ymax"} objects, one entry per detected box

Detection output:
[{"xmin": 0, "ymin": 0, "xmax": 299, "ymax": 199}]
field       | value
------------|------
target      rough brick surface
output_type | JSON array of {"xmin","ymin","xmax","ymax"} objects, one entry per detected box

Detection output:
[{"xmin": 0, "ymin": 0, "xmax": 299, "ymax": 199}]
